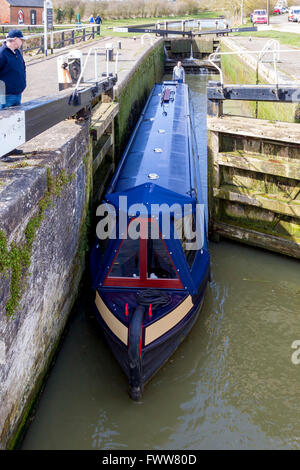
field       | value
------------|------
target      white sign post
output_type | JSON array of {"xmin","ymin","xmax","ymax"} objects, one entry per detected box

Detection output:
[{"xmin": 43, "ymin": 0, "xmax": 53, "ymax": 56}]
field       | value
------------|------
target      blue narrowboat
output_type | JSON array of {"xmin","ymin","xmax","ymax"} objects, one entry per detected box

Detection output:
[{"xmin": 90, "ymin": 81, "xmax": 210, "ymax": 400}]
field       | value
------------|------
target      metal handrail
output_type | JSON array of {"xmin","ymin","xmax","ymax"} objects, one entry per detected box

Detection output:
[
  {"xmin": 71, "ymin": 44, "xmax": 118, "ymax": 97},
  {"xmin": 208, "ymin": 44, "xmax": 300, "ymax": 87},
  {"xmin": 0, "ymin": 24, "xmax": 95, "ymax": 42},
  {"xmin": 141, "ymin": 33, "xmax": 153, "ymax": 45}
]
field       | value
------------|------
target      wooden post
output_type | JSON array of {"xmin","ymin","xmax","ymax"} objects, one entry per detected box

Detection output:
[
  {"xmin": 207, "ymin": 81, "xmax": 224, "ymax": 117},
  {"xmin": 92, "ymin": 26, "xmax": 95, "ymax": 39},
  {"xmin": 50, "ymin": 31, "xmax": 54, "ymax": 54},
  {"xmin": 61, "ymin": 31, "xmax": 64, "ymax": 48},
  {"xmin": 207, "ymin": 98, "xmax": 223, "ymax": 117},
  {"xmin": 156, "ymin": 22, "xmax": 160, "ymax": 37},
  {"xmin": 83, "ymin": 27, "xmax": 86, "ymax": 42},
  {"xmin": 208, "ymin": 130, "xmax": 221, "ymax": 241},
  {"xmin": 181, "ymin": 20, "xmax": 185, "ymax": 37},
  {"xmin": 72, "ymin": 29, "xmax": 75, "ymax": 45}
]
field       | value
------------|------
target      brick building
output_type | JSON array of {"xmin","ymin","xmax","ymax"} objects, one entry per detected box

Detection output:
[{"xmin": 0, "ymin": 0, "xmax": 44, "ymax": 25}]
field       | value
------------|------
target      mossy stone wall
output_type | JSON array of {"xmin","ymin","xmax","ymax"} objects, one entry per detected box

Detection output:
[
  {"xmin": 114, "ymin": 41, "xmax": 164, "ymax": 159},
  {"xmin": 0, "ymin": 121, "xmax": 93, "ymax": 449}
]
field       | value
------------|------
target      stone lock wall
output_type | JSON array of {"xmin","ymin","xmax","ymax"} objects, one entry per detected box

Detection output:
[
  {"xmin": 0, "ymin": 120, "xmax": 92, "ymax": 449},
  {"xmin": 0, "ymin": 40, "xmax": 165, "ymax": 449},
  {"xmin": 114, "ymin": 40, "xmax": 164, "ymax": 159}
]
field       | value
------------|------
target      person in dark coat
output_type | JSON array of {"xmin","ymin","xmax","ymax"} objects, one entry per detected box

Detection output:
[
  {"xmin": 0, "ymin": 29, "xmax": 26, "ymax": 109},
  {"xmin": 95, "ymin": 15, "xmax": 102, "ymax": 35}
]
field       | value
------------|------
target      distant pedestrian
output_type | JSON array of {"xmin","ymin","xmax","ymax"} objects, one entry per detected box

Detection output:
[
  {"xmin": 95, "ymin": 15, "xmax": 102, "ymax": 35},
  {"xmin": 89, "ymin": 15, "xmax": 94, "ymax": 24},
  {"xmin": 0, "ymin": 29, "xmax": 26, "ymax": 109},
  {"xmin": 172, "ymin": 61, "xmax": 185, "ymax": 83}
]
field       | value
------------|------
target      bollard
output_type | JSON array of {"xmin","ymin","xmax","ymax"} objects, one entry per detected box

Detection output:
[
  {"xmin": 106, "ymin": 43, "xmax": 113, "ymax": 61},
  {"xmin": 118, "ymin": 41, "xmax": 122, "ymax": 49},
  {"xmin": 50, "ymin": 31, "xmax": 54, "ymax": 54},
  {"xmin": 155, "ymin": 22, "xmax": 160, "ymax": 37}
]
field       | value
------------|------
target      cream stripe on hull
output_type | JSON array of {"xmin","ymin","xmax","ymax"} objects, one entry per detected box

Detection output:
[
  {"xmin": 95, "ymin": 291, "xmax": 128, "ymax": 345},
  {"xmin": 144, "ymin": 295, "xmax": 194, "ymax": 346},
  {"xmin": 95, "ymin": 292, "xmax": 194, "ymax": 347}
]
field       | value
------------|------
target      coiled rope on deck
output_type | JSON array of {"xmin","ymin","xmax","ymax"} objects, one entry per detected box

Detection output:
[{"xmin": 136, "ymin": 289, "xmax": 172, "ymax": 310}]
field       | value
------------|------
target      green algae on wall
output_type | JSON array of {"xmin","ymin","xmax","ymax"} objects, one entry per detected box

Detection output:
[
  {"xmin": 221, "ymin": 45, "xmax": 300, "ymax": 123},
  {"xmin": 0, "ymin": 169, "xmax": 77, "ymax": 317}
]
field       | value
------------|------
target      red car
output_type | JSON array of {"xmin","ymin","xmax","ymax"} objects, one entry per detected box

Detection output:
[{"xmin": 274, "ymin": 7, "xmax": 288, "ymax": 14}]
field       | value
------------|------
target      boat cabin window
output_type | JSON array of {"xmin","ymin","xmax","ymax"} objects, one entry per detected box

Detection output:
[
  {"xmin": 174, "ymin": 213, "xmax": 197, "ymax": 270},
  {"xmin": 108, "ymin": 237, "xmax": 140, "ymax": 278},
  {"xmin": 147, "ymin": 238, "xmax": 177, "ymax": 279},
  {"xmin": 103, "ymin": 218, "xmax": 183, "ymax": 288}
]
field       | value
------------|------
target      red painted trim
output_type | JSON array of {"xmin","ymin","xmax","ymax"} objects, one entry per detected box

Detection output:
[
  {"xmin": 105, "ymin": 238, "xmax": 123, "ymax": 280},
  {"xmin": 104, "ymin": 277, "xmax": 182, "ymax": 288},
  {"xmin": 153, "ymin": 219, "xmax": 181, "ymax": 282},
  {"xmin": 103, "ymin": 217, "xmax": 183, "ymax": 289}
]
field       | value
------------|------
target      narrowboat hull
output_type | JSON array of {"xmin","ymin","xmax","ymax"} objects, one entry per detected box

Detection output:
[
  {"xmin": 93, "ymin": 271, "xmax": 209, "ymax": 400},
  {"xmin": 90, "ymin": 81, "xmax": 211, "ymax": 399}
]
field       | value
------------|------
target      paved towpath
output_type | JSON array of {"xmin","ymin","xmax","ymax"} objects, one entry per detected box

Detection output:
[
  {"xmin": 22, "ymin": 36, "xmax": 161, "ymax": 102},
  {"xmin": 258, "ymin": 14, "xmax": 300, "ymax": 34}
]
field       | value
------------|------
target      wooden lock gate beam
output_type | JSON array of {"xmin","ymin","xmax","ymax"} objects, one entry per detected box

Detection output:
[{"xmin": 0, "ymin": 75, "xmax": 117, "ymax": 158}]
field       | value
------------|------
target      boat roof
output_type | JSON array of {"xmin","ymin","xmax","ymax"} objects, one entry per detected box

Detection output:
[{"xmin": 108, "ymin": 82, "xmax": 193, "ymax": 199}]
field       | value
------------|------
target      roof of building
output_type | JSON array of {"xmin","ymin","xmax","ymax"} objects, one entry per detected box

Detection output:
[{"xmin": 5, "ymin": 0, "xmax": 44, "ymax": 7}]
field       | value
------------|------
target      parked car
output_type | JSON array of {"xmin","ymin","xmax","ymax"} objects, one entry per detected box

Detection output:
[
  {"xmin": 288, "ymin": 6, "xmax": 300, "ymax": 21},
  {"xmin": 273, "ymin": 6, "xmax": 287, "ymax": 13},
  {"xmin": 251, "ymin": 9, "xmax": 268, "ymax": 24}
]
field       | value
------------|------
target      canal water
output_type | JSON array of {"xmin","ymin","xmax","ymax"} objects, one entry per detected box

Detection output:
[{"xmin": 21, "ymin": 75, "xmax": 300, "ymax": 450}]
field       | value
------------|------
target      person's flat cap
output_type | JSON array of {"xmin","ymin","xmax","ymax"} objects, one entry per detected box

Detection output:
[{"xmin": 6, "ymin": 29, "xmax": 24, "ymax": 39}]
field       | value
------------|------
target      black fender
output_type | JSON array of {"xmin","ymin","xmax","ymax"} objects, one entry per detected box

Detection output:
[{"xmin": 128, "ymin": 305, "xmax": 145, "ymax": 401}]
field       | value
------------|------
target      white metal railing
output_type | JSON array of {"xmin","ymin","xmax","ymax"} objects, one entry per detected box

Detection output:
[
  {"xmin": 71, "ymin": 44, "xmax": 119, "ymax": 98},
  {"xmin": 0, "ymin": 23, "xmax": 86, "ymax": 29},
  {"xmin": 0, "ymin": 24, "xmax": 98, "ymax": 55},
  {"xmin": 208, "ymin": 41, "xmax": 300, "ymax": 87},
  {"xmin": 141, "ymin": 33, "xmax": 153, "ymax": 45}
]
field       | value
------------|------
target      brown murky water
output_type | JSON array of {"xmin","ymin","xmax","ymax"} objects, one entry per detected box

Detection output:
[{"xmin": 21, "ymin": 75, "xmax": 300, "ymax": 450}]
